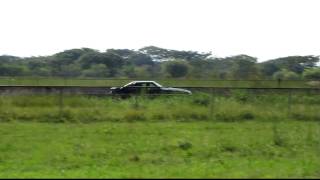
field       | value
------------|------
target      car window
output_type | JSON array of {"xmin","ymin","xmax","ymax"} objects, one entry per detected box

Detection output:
[
  {"xmin": 147, "ymin": 83, "xmax": 157, "ymax": 87},
  {"xmin": 124, "ymin": 82, "xmax": 162, "ymax": 88},
  {"xmin": 126, "ymin": 83, "xmax": 135, "ymax": 87},
  {"xmin": 135, "ymin": 83, "xmax": 143, "ymax": 87}
]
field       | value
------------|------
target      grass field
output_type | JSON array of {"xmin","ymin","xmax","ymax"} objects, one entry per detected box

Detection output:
[
  {"xmin": 1, "ymin": 76, "xmax": 319, "ymax": 88},
  {"xmin": 0, "ymin": 121, "xmax": 320, "ymax": 178},
  {"xmin": 0, "ymin": 90, "xmax": 319, "ymax": 123},
  {"xmin": 0, "ymin": 91, "xmax": 319, "ymax": 178}
]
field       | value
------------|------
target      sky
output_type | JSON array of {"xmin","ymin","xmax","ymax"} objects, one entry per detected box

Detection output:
[{"xmin": 0, "ymin": 0, "xmax": 319, "ymax": 62}]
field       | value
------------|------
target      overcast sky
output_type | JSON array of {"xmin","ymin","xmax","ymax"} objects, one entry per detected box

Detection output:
[{"xmin": 0, "ymin": 0, "xmax": 319, "ymax": 61}]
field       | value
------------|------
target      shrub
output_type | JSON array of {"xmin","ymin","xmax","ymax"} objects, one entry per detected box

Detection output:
[
  {"xmin": 192, "ymin": 98, "xmax": 210, "ymax": 107},
  {"xmin": 152, "ymin": 113, "xmax": 167, "ymax": 120},
  {"xmin": 239, "ymin": 111, "xmax": 255, "ymax": 120},
  {"xmin": 0, "ymin": 111, "xmax": 16, "ymax": 122},
  {"xmin": 273, "ymin": 69, "xmax": 300, "ymax": 80},
  {"xmin": 215, "ymin": 112, "xmax": 237, "ymax": 122},
  {"xmin": 178, "ymin": 141, "xmax": 192, "ymax": 150},
  {"xmin": 272, "ymin": 124, "xmax": 286, "ymax": 147},
  {"xmin": 290, "ymin": 112, "xmax": 320, "ymax": 121},
  {"xmin": 124, "ymin": 110, "xmax": 146, "ymax": 122},
  {"xmin": 231, "ymin": 89, "xmax": 251, "ymax": 103},
  {"xmin": 171, "ymin": 110, "xmax": 208, "ymax": 121},
  {"xmin": 303, "ymin": 68, "xmax": 320, "ymax": 80},
  {"xmin": 215, "ymin": 111, "xmax": 255, "ymax": 122}
]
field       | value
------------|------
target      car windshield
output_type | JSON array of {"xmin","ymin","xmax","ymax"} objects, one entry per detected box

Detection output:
[
  {"xmin": 123, "ymin": 82, "xmax": 136, "ymax": 87},
  {"xmin": 152, "ymin": 82, "xmax": 162, "ymax": 87}
]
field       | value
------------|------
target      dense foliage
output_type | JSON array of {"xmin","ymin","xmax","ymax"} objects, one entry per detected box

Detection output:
[{"xmin": 0, "ymin": 46, "xmax": 319, "ymax": 80}]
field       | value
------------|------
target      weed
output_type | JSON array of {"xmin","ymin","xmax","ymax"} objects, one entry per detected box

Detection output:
[
  {"xmin": 124, "ymin": 110, "xmax": 146, "ymax": 122},
  {"xmin": 272, "ymin": 123, "xmax": 286, "ymax": 147},
  {"xmin": 178, "ymin": 141, "xmax": 192, "ymax": 150}
]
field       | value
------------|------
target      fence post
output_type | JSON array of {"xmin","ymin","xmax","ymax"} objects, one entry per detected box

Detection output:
[
  {"xmin": 59, "ymin": 88, "xmax": 64, "ymax": 118},
  {"xmin": 277, "ymin": 78, "xmax": 282, "ymax": 88},
  {"xmin": 63, "ymin": 77, "xmax": 67, "ymax": 86},
  {"xmin": 134, "ymin": 95, "xmax": 139, "ymax": 109},
  {"xmin": 287, "ymin": 89, "xmax": 292, "ymax": 117},
  {"xmin": 36, "ymin": 77, "xmax": 40, "ymax": 86},
  {"xmin": 210, "ymin": 88, "xmax": 214, "ymax": 120}
]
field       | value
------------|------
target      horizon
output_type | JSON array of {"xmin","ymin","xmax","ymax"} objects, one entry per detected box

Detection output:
[{"xmin": 0, "ymin": 45, "xmax": 319, "ymax": 63}]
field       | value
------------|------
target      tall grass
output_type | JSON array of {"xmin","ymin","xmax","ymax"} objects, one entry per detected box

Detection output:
[{"xmin": 0, "ymin": 91, "xmax": 319, "ymax": 123}]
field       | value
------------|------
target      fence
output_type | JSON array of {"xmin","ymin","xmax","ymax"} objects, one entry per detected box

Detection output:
[
  {"xmin": 0, "ymin": 76, "xmax": 320, "ymax": 88},
  {"xmin": 0, "ymin": 85, "xmax": 319, "ymax": 123}
]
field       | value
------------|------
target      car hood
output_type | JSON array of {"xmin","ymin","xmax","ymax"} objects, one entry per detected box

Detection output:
[{"xmin": 161, "ymin": 87, "xmax": 192, "ymax": 94}]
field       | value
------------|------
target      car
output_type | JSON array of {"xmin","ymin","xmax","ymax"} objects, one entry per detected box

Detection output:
[{"xmin": 109, "ymin": 81, "xmax": 192, "ymax": 96}]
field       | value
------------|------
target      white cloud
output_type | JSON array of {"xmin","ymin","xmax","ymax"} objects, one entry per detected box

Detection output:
[{"xmin": 0, "ymin": 0, "xmax": 319, "ymax": 61}]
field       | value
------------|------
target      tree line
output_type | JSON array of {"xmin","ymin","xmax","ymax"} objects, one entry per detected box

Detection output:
[{"xmin": 0, "ymin": 46, "xmax": 319, "ymax": 80}]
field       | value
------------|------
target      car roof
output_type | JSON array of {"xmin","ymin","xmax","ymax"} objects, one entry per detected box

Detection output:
[
  {"xmin": 124, "ymin": 81, "xmax": 162, "ymax": 87},
  {"xmin": 131, "ymin": 81, "xmax": 157, "ymax": 83}
]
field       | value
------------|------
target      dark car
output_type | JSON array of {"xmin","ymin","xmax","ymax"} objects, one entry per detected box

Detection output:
[{"xmin": 109, "ymin": 81, "xmax": 192, "ymax": 96}]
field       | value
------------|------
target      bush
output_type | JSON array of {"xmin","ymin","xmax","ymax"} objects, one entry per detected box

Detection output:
[
  {"xmin": 231, "ymin": 89, "xmax": 251, "ymax": 103},
  {"xmin": 171, "ymin": 108, "xmax": 208, "ymax": 121},
  {"xmin": 192, "ymin": 97, "xmax": 210, "ymax": 107},
  {"xmin": 165, "ymin": 60, "xmax": 189, "ymax": 78},
  {"xmin": 290, "ymin": 112, "xmax": 319, "ymax": 121},
  {"xmin": 273, "ymin": 69, "xmax": 300, "ymax": 80},
  {"xmin": 178, "ymin": 141, "xmax": 192, "ymax": 150},
  {"xmin": 239, "ymin": 111, "xmax": 255, "ymax": 120},
  {"xmin": 303, "ymin": 68, "xmax": 320, "ymax": 80},
  {"xmin": 152, "ymin": 113, "xmax": 167, "ymax": 120},
  {"xmin": 215, "ymin": 112, "xmax": 236, "ymax": 122},
  {"xmin": 215, "ymin": 111, "xmax": 255, "ymax": 122},
  {"xmin": 124, "ymin": 110, "xmax": 146, "ymax": 122}
]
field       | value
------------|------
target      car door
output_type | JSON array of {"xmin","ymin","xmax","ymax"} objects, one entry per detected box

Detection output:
[
  {"xmin": 123, "ymin": 82, "xmax": 139, "ymax": 94},
  {"xmin": 147, "ymin": 82, "xmax": 161, "ymax": 94}
]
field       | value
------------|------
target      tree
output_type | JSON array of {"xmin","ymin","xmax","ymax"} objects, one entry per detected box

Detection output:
[
  {"xmin": 128, "ymin": 52, "xmax": 154, "ymax": 66},
  {"xmin": 49, "ymin": 48, "xmax": 97, "ymax": 76},
  {"xmin": 0, "ymin": 64, "xmax": 26, "ymax": 76},
  {"xmin": 33, "ymin": 67, "xmax": 50, "ymax": 76},
  {"xmin": 133, "ymin": 65, "xmax": 152, "ymax": 78},
  {"xmin": 82, "ymin": 64, "xmax": 110, "ymax": 77},
  {"xmin": 79, "ymin": 52, "xmax": 124, "ymax": 68},
  {"xmin": 273, "ymin": 69, "xmax": 300, "ymax": 80},
  {"xmin": 303, "ymin": 68, "xmax": 320, "ymax": 80},
  {"xmin": 0, "ymin": 55, "xmax": 20, "ymax": 62},
  {"xmin": 54, "ymin": 48, "xmax": 96, "ymax": 63},
  {"xmin": 221, "ymin": 55, "xmax": 259, "ymax": 79},
  {"xmin": 262, "ymin": 56, "xmax": 319, "ymax": 74},
  {"xmin": 165, "ymin": 61, "xmax": 189, "ymax": 78},
  {"xmin": 260, "ymin": 63, "xmax": 280, "ymax": 77},
  {"xmin": 78, "ymin": 51, "xmax": 124, "ymax": 77},
  {"xmin": 0, "ymin": 46, "xmax": 319, "ymax": 79},
  {"xmin": 139, "ymin": 46, "xmax": 211, "ymax": 61},
  {"xmin": 208, "ymin": 58, "xmax": 234, "ymax": 79},
  {"xmin": 59, "ymin": 64, "xmax": 82, "ymax": 77},
  {"xmin": 122, "ymin": 65, "xmax": 137, "ymax": 78},
  {"xmin": 106, "ymin": 49, "xmax": 135, "ymax": 59},
  {"xmin": 187, "ymin": 59, "xmax": 212, "ymax": 78}
]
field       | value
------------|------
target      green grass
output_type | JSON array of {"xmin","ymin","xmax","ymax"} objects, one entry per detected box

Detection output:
[
  {"xmin": 0, "ymin": 92, "xmax": 320, "ymax": 178},
  {"xmin": 0, "ymin": 76, "xmax": 319, "ymax": 88},
  {"xmin": 0, "ymin": 91, "xmax": 319, "ymax": 123},
  {"xmin": 0, "ymin": 121, "xmax": 320, "ymax": 178}
]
